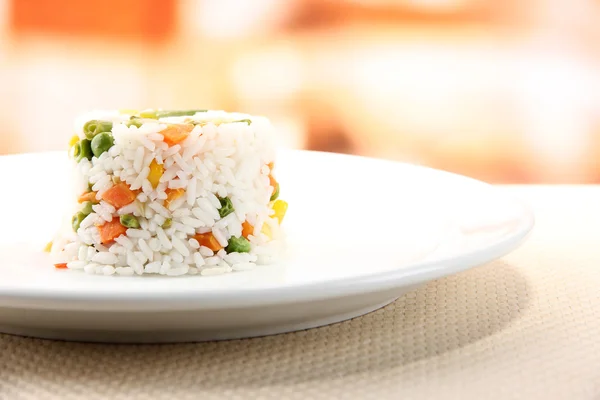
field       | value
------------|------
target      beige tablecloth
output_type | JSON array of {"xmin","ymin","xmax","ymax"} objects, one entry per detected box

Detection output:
[{"xmin": 1, "ymin": 186, "xmax": 599, "ymax": 399}]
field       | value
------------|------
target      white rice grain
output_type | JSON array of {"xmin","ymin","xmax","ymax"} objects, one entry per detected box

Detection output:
[
  {"xmin": 172, "ymin": 153, "xmax": 192, "ymax": 174},
  {"xmin": 212, "ymin": 228, "xmax": 228, "ymax": 247},
  {"xmin": 144, "ymin": 261, "xmax": 161, "ymax": 274},
  {"xmin": 149, "ymin": 202, "xmax": 170, "ymax": 219},
  {"xmin": 126, "ymin": 229, "xmax": 151, "ymax": 239},
  {"xmin": 138, "ymin": 239, "xmax": 153, "ymax": 260},
  {"xmin": 186, "ymin": 178, "xmax": 197, "ymax": 206},
  {"xmin": 167, "ymin": 195, "xmax": 187, "ymax": 211},
  {"xmin": 156, "ymin": 227, "xmax": 172, "ymax": 250},
  {"xmin": 102, "ymin": 265, "xmax": 116, "ymax": 275},
  {"xmin": 159, "ymin": 257, "xmax": 172, "ymax": 275},
  {"xmin": 162, "ymin": 144, "xmax": 181, "ymax": 158},
  {"xmin": 180, "ymin": 216, "xmax": 205, "ymax": 228},
  {"xmin": 135, "ymin": 251, "xmax": 148, "ymax": 264},
  {"xmin": 133, "ymin": 146, "xmax": 145, "ymax": 172},
  {"xmin": 193, "ymin": 252, "xmax": 205, "ymax": 267},
  {"xmin": 78, "ymin": 246, "xmax": 88, "ymax": 261},
  {"xmin": 206, "ymin": 191, "xmax": 221, "ymax": 209},
  {"xmin": 200, "ymin": 266, "xmax": 231, "ymax": 276},
  {"xmin": 116, "ymin": 267, "xmax": 134, "ymax": 276},
  {"xmin": 205, "ymin": 256, "xmax": 221, "ymax": 266},
  {"xmin": 115, "ymin": 235, "xmax": 134, "ymax": 249},
  {"xmin": 171, "ymin": 235, "xmax": 190, "ymax": 257},
  {"xmin": 199, "ymin": 246, "xmax": 214, "ymax": 257},
  {"xmin": 67, "ymin": 260, "xmax": 86, "ymax": 269},
  {"xmin": 147, "ymin": 133, "xmax": 164, "ymax": 141},
  {"xmin": 84, "ymin": 263, "xmax": 98, "ymax": 274},
  {"xmin": 148, "ymin": 238, "xmax": 161, "ymax": 252},
  {"xmin": 92, "ymin": 252, "xmax": 118, "ymax": 265}
]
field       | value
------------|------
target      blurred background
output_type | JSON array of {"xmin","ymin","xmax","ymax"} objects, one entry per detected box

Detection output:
[{"xmin": 1, "ymin": 0, "xmax": 600, "ymax": 183}]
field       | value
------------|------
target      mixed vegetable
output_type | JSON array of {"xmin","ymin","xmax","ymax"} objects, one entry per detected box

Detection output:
[{"xmin": 60, "ymin": 110, "xmax": 289, "ymax": 269}]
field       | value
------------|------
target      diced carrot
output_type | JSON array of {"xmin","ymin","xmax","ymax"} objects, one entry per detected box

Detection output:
[
  {"xmin": 164, "ymin": 188, "xmax": 185, "ymax": 209},
  {"xmin": 54, "ymin": 263, "xmax": 68, "ymax": 269},
  {"xmin": 242, "ymin": 221, "xmax": 254, "ymax": 238},
  {"xmin": 161, "ymin": 124, "xmax": 194, "ymax": 146},
  {"xmin": 269, "ymin": 174, "xmax": 277, "ymax": 188},
  {"xmin": 101, "ymin": 183, "xmax": 137, "ymax": 209},
  {"xmin": 78, "ymin": 191, "xmax": 98, "ymax": 204},
  {"xmin": 193, "ymin": 232, "xmax": 223, "ymax": 252},
  {"xmin": 267, "ymin": 162, "xmax": 274, "ymax": 170},
  {"xmin": 97, "ymin": 217, "xmax": 128, "ymax": 244}
]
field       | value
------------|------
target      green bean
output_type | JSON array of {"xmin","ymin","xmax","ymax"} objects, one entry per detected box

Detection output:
[
  {"xmin": 270, "ymin": 182, "xmax": 280, "ymax": 201},
  {"xmin": 91, "ymin": 132, "xmax": 114, "ymax": 157},
  {"xmin": 83, "ymin": 120, "xmax": 112, "ymax": 139},
  {"xmin": 76, "ymin": 139, "xmax": 93, "ymax": 162},
  {"xmin": 72, "ymin": 212, "xmax": 86, "ymax": 232},
  {"xmin": 156, "ymin": 110, "xmax": 207, "ymax": 119},
  {"xmin": 232, "ymin": 119, "xmax": 252, "ymax": 125},
  {"xmin": 120, "ymin": 214, "xmax": 140, "ymax": 229},
  {"xmin": 81, "ymin": 201, "xmax": 94, "ymax": 216},
  {"xmin": 139, "ymin": 110, "xmax": 158, "ymax": 119},
  {"xmin": 218, "ymin": 197, "xmax": 235, "ymax": 218},
  {"xmin": 225, "ymin": 236, "xmax": 251, "ymax": 253}
]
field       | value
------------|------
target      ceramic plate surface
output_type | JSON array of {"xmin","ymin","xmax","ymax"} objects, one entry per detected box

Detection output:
[{"xmin": 0, "ymin": 150, "xmax": 533, "ymax": 342}]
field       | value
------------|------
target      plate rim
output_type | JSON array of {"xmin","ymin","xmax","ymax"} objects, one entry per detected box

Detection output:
[{"xmin": 0, "ymin": 150, "xmax": 535, "ymax": 311}]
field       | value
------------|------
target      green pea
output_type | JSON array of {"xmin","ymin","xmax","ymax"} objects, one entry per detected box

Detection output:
[
  {"xmin": 120, "ymin": 214, "xmax": 140, "ymax": 229},
  {"xmin": 83, "ymin": 120, "xmax": 98, "ymax": 138},
  {"xmin": 91, "ymin": 132, "xmax": 114, "ymax": 157},
  {"xmin": 156, "ymin": 110, "xmax": 207, "ymax": 118},
  {"xmin": 218, "ymin": 197, "xmax": 235, "ymax": 218},
  {"xmin": 270, "ymin": 182, "xmax": 280, "ymax": 201},
  {"xmin": 83, "ymin": 120, "xmax": 112, "ymax": 139},
  {"xmin": 72, "ymin": 212, "xmax": 86, "ymax": 232},
  {"xmin": 232, "ymin": 119, "xmax": 251, "ymax": 125},
  {"xmin": 76, "ymin": 139, "xmax": 93, "ymax": 162},
  {"xmin": 225, "ymin": 236, "xmax": 251, "ymax": 253},
  {"xmin": 162, "ymin": 218, "xmax": 172, "ymax": 229},
  {"xmin": 72, "ymin": 141, "xmax": 81, "ymax": 159},
  {"xmin": 126, "ymin": 119, "xmax": 143, "ymax": 128},
  {"xmin": 81, "ymin": 201, "xmax": 94, "ymax": 216}
]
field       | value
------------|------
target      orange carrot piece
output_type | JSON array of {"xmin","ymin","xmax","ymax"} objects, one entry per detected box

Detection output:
[
  {"xmin": 97, "ymin": 217, "xmax": 128, "ymax": 244},
  {"xmin": 101, "ymin": 183, "xmax": 136, "ymax": 209},
  {"xmin": 161, "ymin": 124, "xmax": 194, "ymax": 147},
  {"xmin": 78, "ymin": 191, "xmax": 98, "ymax": 204},
  {"xmin": 269, "ymin": 174, "xmax": 277, "ymax": 188},
  {"xmin": 164, "ymin": 188, "xmax": 185, "ymax": 208},
  {"xmin": 242, "ymin": 221, "xmax": 254, "ymax": 238},
  {"xmin": 193, "ymin": 232, "xmax": 223, "ymax": 252},
  {"xmin": 54, "ymin": 263, "xmax": 68, "ymax": 269},
  {"xmin": 267, "ymin": 162, "xmax": 274, "ymax": 170}
]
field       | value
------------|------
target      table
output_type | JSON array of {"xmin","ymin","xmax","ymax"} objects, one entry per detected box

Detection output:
[{"xmin": 1, "ymin": 186, "xmax": 599, "ymax": 399}]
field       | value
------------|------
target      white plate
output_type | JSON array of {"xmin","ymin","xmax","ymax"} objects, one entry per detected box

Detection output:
[{"xmin": 0, "ymin": 150, "xmax": 533, "ymax": 343}]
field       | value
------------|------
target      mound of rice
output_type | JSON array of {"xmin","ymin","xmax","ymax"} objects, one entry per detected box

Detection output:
[{"xmin": 49, "ymin": 109, "xmax": 287, "ymax": 276}]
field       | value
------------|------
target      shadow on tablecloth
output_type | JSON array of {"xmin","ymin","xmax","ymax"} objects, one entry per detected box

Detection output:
[{"xmin": 0, "ymin": 261, "xmax": 530, "ymax": 390}]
